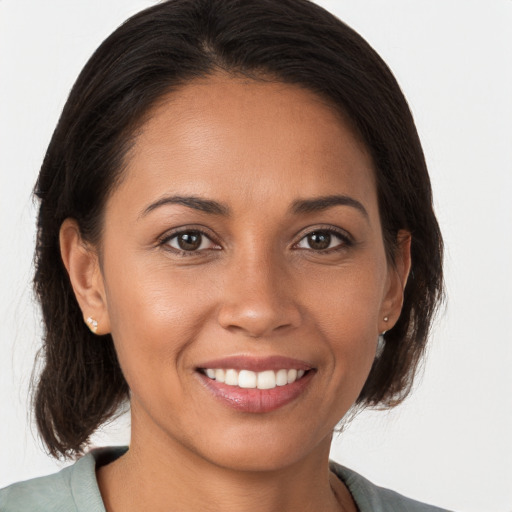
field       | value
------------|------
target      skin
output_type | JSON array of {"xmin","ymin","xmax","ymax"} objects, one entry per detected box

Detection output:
[{"xmin": 60, "ymin": 75, "xmax": 410, "ymax": 512}]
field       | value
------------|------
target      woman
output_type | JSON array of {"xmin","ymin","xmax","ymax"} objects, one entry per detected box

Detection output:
[{"xmin": 0, "ymin": 0, "xmax": 446, "ymax": 510}]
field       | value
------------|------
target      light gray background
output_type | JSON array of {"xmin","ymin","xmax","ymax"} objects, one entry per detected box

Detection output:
[{"xmin": 1, "ymin": 1, "xmax": 511, "ymax": 511}]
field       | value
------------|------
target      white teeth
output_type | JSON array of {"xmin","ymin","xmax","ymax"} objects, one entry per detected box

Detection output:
[
  {"xmin": 238, "ymin": 370, "xmax": 257, "ymax": 388},
  {"xmin": 257, "ymin": 370, "xmax": 276, "ymax": 390},
  {"xmin": 224, "ymin": 369, "xmax": 238, "ymax": 386},
  {"xmin": 276, "ymin": 369, "xmax": 288, "ymax": 386},
  {"xmin": 203, "ymin": 368, "xmax": 307, "ymax": 389}
]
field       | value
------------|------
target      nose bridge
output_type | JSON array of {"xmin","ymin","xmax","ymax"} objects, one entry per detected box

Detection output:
[{"xmin": 217, "ymin": 242, "xmax": 301, "ymax": 337}]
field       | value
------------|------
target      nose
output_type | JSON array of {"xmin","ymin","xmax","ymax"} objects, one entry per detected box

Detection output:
[{"xmin": 216, "ymin": 254, "xmax": 302, "ymax": 338}]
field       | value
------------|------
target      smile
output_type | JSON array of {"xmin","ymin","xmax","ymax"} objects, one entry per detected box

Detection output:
[
  {"xmin": 196, "ymin": 357, "xmax": 314, "ymax": 413},
  {"xmin": 201, "ymin": 368, "xmax": 306, "ymax": 389}
]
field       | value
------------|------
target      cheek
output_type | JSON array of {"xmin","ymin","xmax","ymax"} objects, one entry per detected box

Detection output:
[
  {"xmin": 102, "ymin": 256, "xmax": 215, "ymax": 387},
  {"xmin": 297, "ymin": 258, "xmax": 386, "ymax": 381},
  {"xmin": 299, "ymin": 257, "xmax": 387, "ymax": 335}
]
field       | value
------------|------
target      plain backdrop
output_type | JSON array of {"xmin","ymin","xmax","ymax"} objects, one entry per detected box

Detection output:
[{"xmin": 1, "ymin": 1, "xmax": 511, "ymax": 511}]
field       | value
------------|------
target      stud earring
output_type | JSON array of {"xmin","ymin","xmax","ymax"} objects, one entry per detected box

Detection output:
[
  {"xmin": 383, "ymin": 316, "xmax": 389, "ymax": 322},
  {"xmin": 86, "ymin": 316, "xmax": 98, "ymax": 334}
]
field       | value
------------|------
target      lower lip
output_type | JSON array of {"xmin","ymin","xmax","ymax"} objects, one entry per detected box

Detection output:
[{"xmin": 197, "ymin": 371, "xmax": 314, "ymax": 413}]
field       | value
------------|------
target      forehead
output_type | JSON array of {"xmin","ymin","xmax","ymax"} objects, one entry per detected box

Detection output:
[{"xmin": 114, "ymin": 75, "xmax": 377, "ymax": 217}]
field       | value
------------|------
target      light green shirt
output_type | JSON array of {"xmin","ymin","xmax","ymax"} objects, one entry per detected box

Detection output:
[{"xmin": 0, "ymin": 447, "xmax": 452, "ymax": 511}]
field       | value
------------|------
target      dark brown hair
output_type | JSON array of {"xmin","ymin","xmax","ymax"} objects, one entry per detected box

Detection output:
[{"xmin": 33, "ymin": 0, "xmax": 443, "ymax": 458}]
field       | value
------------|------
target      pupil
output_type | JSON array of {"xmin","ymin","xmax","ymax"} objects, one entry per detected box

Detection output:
[
  {"xmin": 178, "ymin": 232, "xmax": 201, "ymax": 251},
  {"xmin": 308, "ymin": 231, "xmax": 331, "ymax": 250}
]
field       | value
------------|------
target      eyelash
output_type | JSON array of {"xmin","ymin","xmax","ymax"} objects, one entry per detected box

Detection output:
[
  {"xmin": 159, "ymin": 227, "xmax": 220, "ymax": 257},
  {"xmin": 294, "ymin": 227, "xmax": 353, "ymax": 254},
  {"xmin": 159, "ymin": 226, "xmax": 353, "ymax": 257}
]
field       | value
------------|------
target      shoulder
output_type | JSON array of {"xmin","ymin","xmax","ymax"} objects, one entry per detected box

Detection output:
[
  {"xmin": 0, "ymin": 447, "xmax": 126, "ymax": 512},
  {"xmin": 0, "ymin": 462, "xmax": 78, "ymax": 512},
  {"xmin": 330, "ymin": 461, "xmax": 454, "ymax": 512}
]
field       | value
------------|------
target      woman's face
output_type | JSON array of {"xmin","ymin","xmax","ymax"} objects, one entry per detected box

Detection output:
[{"xmin": 84, "ymin": 75, "xmax": 408, "ymax": 471}]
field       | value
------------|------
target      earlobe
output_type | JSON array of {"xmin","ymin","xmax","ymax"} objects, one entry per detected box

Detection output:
[
  {"xmin": 59, "ymin": 219, "xmax": 110, "ymax": 335},
  {"xmin": 380, "ymin": 230, "xmax": 412, "ymax": 332}
]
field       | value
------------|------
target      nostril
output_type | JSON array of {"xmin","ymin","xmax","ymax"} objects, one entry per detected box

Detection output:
[{"xmin": 217, "ymin": 301, "xmax": 301, "ymax": 338}]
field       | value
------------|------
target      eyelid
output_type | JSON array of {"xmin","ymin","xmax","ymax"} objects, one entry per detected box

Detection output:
[
  {"xmin": 156, "ymin": 224, "xmax": 354, "ymax": 255},
  {"xmin": 292, "ymin": 225, "xmax": 354, "ymax": 251},
  {"xmin": 158, "ymin": 225, "xmax": 222, "ymax": 253}
]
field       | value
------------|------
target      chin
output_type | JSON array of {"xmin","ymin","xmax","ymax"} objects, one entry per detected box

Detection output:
[{"xmin": 179, "ymin": 419, "xmax": 333, "ymax": 474}]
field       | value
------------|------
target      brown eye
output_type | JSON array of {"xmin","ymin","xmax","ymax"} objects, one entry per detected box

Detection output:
[
  {"xmin": 307, "ymin": 231, "xmax": 331, "ymax": 250},
  {"xmin": 166, "ymin": 230, "xmax": 216, "ymax": 252},
  {"xmin": 296, "ymin": 229, "xmax": 349, "ymax": 252},
  {"xmin": 177, "ymin": 232, "xmax": 202, "ymax": 250}
]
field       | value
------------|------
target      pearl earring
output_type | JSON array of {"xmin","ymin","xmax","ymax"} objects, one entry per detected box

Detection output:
[
  {"xmin": 383, "ymin": 316, "xmax": 389, "ymax": 322},
  {"xmin": 86, "ymin": 316, "xmax": 98, "ymax": 334}
]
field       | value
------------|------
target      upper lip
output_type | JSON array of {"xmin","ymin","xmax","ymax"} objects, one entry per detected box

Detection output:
[{"xmin": 196, "ymin": 355, "xmax": 314, "ymax": 372}]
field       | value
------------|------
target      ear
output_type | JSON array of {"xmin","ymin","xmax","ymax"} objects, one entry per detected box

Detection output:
[
  {"xmin": 379, "ymin": 230, "xmax": 412, "ymax": 333},
  {"xmin": 59, "ymin": 218, "xmax": 111, "ymax": 335}
]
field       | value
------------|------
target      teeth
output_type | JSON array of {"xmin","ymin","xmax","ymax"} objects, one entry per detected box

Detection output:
[
  {"xmin": 225, "ymin": 369, "xmax": 238, "ymax": 386},
  {"xmin": 257, "ymin": 370, "xmax": 276, "ymax": 390},
  {"xmin": 202, "ymin": 368, "xmax": 307, "ymax": 389},
  {"xmin": 238, "ymin": 370, "xmax": 257, "ymax": 388},
  {"xmin": 276, "ymin": 369, "xmax": 288, "ymax": 386}
]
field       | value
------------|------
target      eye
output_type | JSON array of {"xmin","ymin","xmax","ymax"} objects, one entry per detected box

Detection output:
[
  {"xmin": 295, "ymin": 229, "xmax": 349, "ymax": 251},
  {"xmin": 165, "ymin": 230, "xmax": 218, "ymax": 252}
]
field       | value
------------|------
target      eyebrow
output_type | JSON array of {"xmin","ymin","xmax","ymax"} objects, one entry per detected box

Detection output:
[
  {"xmin": 140, "ymin": 195, "xmax": 230, "ymax": 218},
  {"xmin": 291, "ymin": 195, "xmax": 369, "ymax": 219},
  {"xmin": 140, "ymin": 193, "xmax": 368, "ymax": 219}
]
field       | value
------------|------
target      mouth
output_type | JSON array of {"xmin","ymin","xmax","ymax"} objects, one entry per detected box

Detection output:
[
  {"xmin": 195, "ymin": 356, "xmax": 315, "ymax": 413},
  {"xmin": 199, "ymin": 367, "xmax": 307, "ymax": 389}
]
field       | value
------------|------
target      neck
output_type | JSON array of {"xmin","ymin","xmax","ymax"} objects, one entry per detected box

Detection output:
[{"xmin": 97, "ymin": 413, "xmax": 355, "ymax": 512}]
